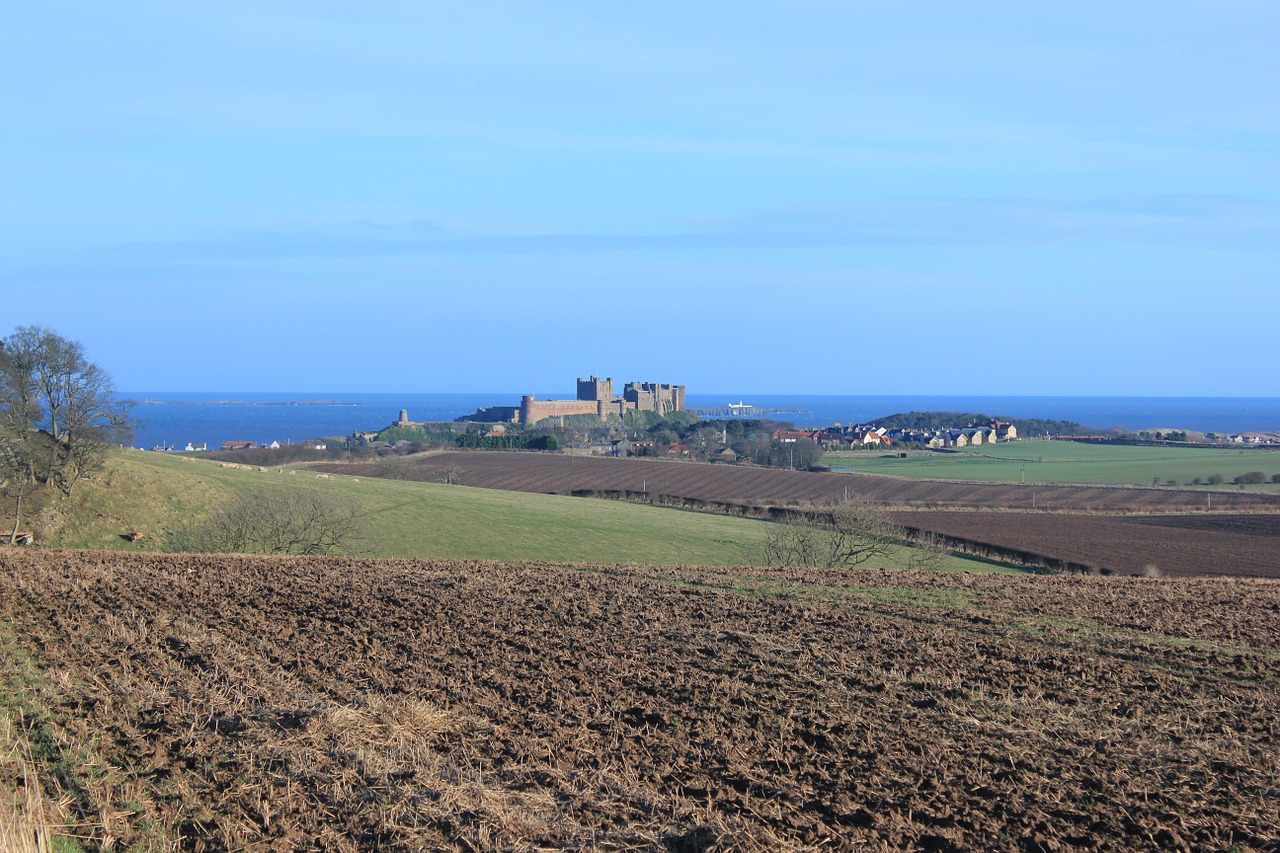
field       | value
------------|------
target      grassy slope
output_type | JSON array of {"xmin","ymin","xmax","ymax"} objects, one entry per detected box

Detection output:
[
  {"xmin": 826, "ymin": 439, "xmax": 1280, "ymax": 487},
  {"xmin": 35, "ymin": 450, "xmax": 1009, "ymax": 571}
]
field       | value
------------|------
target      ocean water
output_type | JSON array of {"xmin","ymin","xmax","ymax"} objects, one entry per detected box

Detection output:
[{"xmin": 123, "ymin": 391, "xmax": 1280, "ymax": 450}]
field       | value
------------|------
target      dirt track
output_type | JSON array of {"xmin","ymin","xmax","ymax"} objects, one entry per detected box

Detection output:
[{"xmin": 3, "ymin": 549, "xmax": 1278, "ymax": 851}]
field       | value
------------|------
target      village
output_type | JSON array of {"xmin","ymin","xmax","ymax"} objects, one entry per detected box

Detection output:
[{"xmin": 771, "ymin": 420, "xmax": 1017, "ymax": 450}]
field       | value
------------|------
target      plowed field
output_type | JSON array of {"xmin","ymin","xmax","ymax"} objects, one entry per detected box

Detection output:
[
  {"xmin": 318, "ymin": 452, "xmax": 1280, "ymax": 513},
  {"xmin": 3, "ymin": 549, "xmax": 1279, "ymax": 851},
  {"xmin": 892, "ymin": 512, "xmax": 1280, "ymax": 579},
  {"xmin": 318, "ymin": 452, "xmax": 1280, "ymax": 579}
]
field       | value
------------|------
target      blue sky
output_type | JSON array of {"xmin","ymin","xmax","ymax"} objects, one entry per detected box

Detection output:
[{"xmin": 2, "ymin": 2, "xmax": 1277, "ymax": 395}]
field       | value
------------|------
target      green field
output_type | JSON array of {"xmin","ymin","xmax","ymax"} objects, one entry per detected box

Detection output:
[
  {"xmin": 30, "ymin": 450, "xmax": 1011, "ymax": 572},
  {"xmin": 825, "ymin": 439, "xmax": 1280, "ymax": 487}
]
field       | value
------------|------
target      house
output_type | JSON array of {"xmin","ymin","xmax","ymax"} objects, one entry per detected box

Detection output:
[
  {"xmin": 220, "ymin": 441, "xmax": 257, "ymax": 451},
  {"xmin": 772, "ymin": 429, "xmax": 823, "ymax": 443},
  {"xmin": 266, "ymin": 441, "xmax": 282, "ymax": 449},
  {"xmin": 183, "ymin": 442, "xmax": 208, "ymax": 452},
  {"xmin": 666, "ymin": 443, "xmax": 692, "ymax": 458},
  {"xmin": 715, "ymin": 447, "xmax": 738, "ymax": 462},
  {"xmin": 857, "ymin": 429, "xmax": 895, "ymax": 448}
]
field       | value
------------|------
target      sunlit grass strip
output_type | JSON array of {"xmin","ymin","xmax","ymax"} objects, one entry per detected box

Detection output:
[{"xmin": 1, "ymin": 714, "xmax": 57, "ymax": 853}]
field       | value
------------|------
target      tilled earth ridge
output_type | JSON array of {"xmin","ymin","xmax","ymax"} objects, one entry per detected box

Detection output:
[
  {"xmin": 321, "ymin": 452, "xmax": 1280, "ymax": 578},
  {"xmin": 890, "ymin": 511, "xmax": 1280, "ymax": 578},
  {"xmin": 322, "ymin": 451, "xmax": 1280, "ymax": 513},
  {"xmin": 1, "ymin": 549, "xmax": 1278, "ymax": 851}
]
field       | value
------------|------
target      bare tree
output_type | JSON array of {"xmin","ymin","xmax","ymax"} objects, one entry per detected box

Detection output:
[
  {"xmin": 1, "ymin": 338, "xmax": 47, "ymax": 541},
  {"xmin": 435, "ymin": 465, "xmax": 469, "ymax": 485},
  {"xmin": 176, "ymin": 488, "xmax": 371, "ymax": 556},
  {"xmin": 905, "ymin": 530, "xmax": 949, "ymax": 571},
  {"xmin": 753, "ymin": 498, "xmax": 902, "ymax": 568},
  {"xmin": 1, "ymin": 326, "xmax": 132, "ymax": 498},
  {"xmin": 0, "ymin": 431, "xmax": 40, "ymax": 545},
  {"xmin": 377, "ymin": 457, "xmax": 418, "ymax": 480}
]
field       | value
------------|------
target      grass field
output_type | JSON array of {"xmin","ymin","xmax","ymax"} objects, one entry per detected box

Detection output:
[
  {"xmin": 825, "ymin": 438, "xmax": 1280, "ymax": 487},
  {"xmin": 31, "ymin": 450, "xmax": 1008, "ymax": 572}
]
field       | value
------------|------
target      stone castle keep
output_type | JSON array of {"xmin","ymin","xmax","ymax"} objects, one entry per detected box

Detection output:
[{"xmin": 459, "ymin": 376, "xmax": 685, "ymax": 425}]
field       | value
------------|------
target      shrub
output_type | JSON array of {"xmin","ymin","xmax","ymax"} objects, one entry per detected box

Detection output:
[
  {"xmin": 750, "ymin": 499, "xmax": 902, "ymax": 569},
  {"xmin": 1234, "ymin": 471, "xmax": 1266, "ymax": 485},
  {"xmin": 174, "ymin": 488, "xmax": 370, "ymax": 556}
]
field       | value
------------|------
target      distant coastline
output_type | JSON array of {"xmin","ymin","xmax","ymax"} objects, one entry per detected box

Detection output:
[
  {"xmin": 139, "ymin": 399, "xmax": 359, "ymax": 407},
  {"xmin": 123, "ymin": 393, "xmax": 1280, "ymax": 451}
]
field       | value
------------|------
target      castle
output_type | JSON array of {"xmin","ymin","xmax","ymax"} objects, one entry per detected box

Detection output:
[{"xmin": 459, "ymin": 376, "xmax": 685, "ymax": 425}]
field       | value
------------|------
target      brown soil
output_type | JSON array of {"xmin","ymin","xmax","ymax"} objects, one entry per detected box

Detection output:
[
  {"xmin": 317, "ymin": 451, "xmax": 1280, "ymax": 512},
  {"xmin": 318, "ymin": 452, "xmax": 1280, "ymax": 579},
  {"xmin": 3, "ymin": 549, "xmax": 1278, "ymax": 851},
  {"xmin": 892, "ymin": 511, "xmax": 1280, "ymax": 579}
]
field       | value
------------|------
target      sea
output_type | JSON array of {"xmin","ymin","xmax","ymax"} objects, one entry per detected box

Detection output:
[{"xmin": 123, "ymin": 392, "xmax": 1280, "ymax": 451}]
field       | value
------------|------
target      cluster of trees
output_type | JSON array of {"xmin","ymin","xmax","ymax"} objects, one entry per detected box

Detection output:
[
  {"xmin": 1138, "ymin": 430, "xmax": 1189, "ymax": 442},
  {"xmin": 1232, "ymin": 471, "xmax": 1277, "ymax": 485},
  {"xmin": 648, "ymin": 417, "xmax": 825, "ymax": 469},
  {"xmin": 1181, "ymin": 472, "xmax": 1279, "ymax": 486},
  {"xmin": 455, "ymin": 432, "xmax": 559, "ymax": 450},
  {"xmin": 537, "ymin": 412, "xmax": 826, "ymax": 469},
  {"xmin": 1, "ymin": 326, "xmax": 131, "ymax": 543}
]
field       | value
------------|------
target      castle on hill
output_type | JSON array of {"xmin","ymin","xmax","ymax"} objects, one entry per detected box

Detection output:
[{"xmin": 457, "ymin": 376, "xmax": 685, "ymax": 425}]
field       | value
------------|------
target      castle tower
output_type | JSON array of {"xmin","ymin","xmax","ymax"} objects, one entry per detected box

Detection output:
[
  {"xmin": 576, "ymin": 376, "xmax": 613, "ymax": 402},
  {"xmin": 399, "ymin": 409, "xmax": 409, "ymax": 424}
]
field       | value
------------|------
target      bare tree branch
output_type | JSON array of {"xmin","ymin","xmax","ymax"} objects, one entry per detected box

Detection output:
[
  {"xmin": 176, "ymin": 488, "xmax": 372, "ymax": 557},
  {"xmin": 752, "ymin": 498, "xmax": 902, "ymax": 569}
]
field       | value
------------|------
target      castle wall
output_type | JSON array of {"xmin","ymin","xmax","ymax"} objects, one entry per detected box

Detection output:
[
  {"xmin": 520, "ymin": 396, "xmax": 607, "ymax": 425},
  {"xmin": 509, "ymin": 379, "xmax": 684, "ymax": 425},
  {"xmin": 458, "ymin": 406, "xmax": 520, "ymax": 423},
  {"xmin": 624, "ymin": 382, "xmax": 686, "ymax": 416}
]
